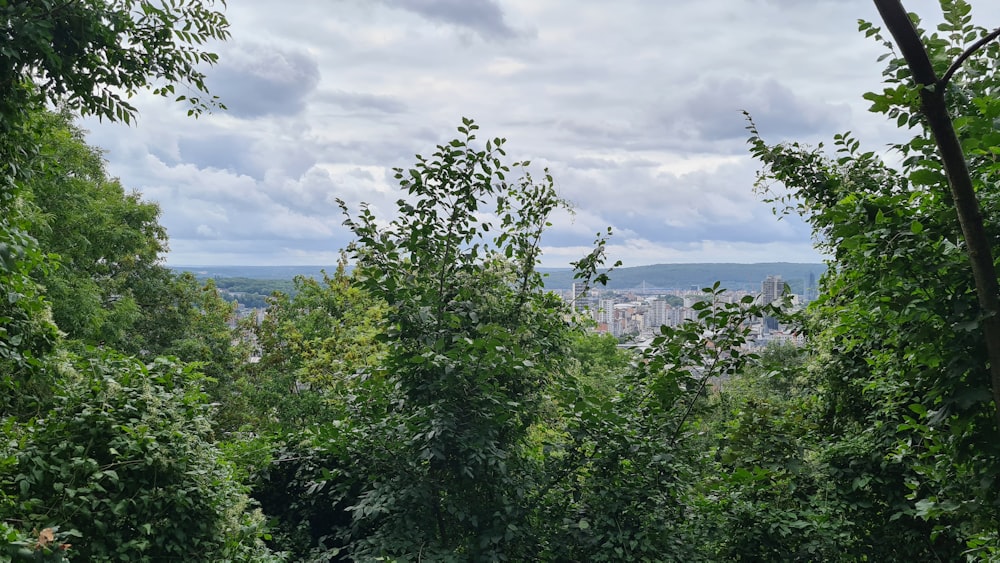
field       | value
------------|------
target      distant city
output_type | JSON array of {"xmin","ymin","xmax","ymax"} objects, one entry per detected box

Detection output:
[
  {"xmin": 182, "ymin": 263, "xmax": 824, "ymax": 352},
  {"xmin": 564, "ymin": 273, "xmax": 813, "ymax": 349}
]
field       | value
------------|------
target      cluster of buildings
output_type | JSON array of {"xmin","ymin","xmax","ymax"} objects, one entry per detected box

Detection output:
[
  {"xmin": 227, "ymin": 273, "xmax": 809, "ymax": 357},
  {"xmin": 566, "ymin": 275, "xmax": 804, "ymax": 349}
]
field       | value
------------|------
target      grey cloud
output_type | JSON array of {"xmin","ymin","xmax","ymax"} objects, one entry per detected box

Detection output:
[
  {"xmin": 565, "ymin": 155, "xmax": 660, "ymax": 171},
  {"xmin": 616, "ymin": 213, "xmax": 811, "ymax": 246},
  {"xmin": 378, "ymin": 0, "xmax": 518, "ymax": 39},
  {"xmin": 266, "ymin": 168, "xmax": 342, "ymax": 216},
  {"xmin": 566, "ymin": 156, "xmax": 621, "ymax": 170},
  {"xmin": 679, "ymin": 77, "xmax": 848, "ymax": 141},
  {"xmin": 95, "ymin": 0, "xmax": 986, "ymax": 268},
  {"xmin": 173, "ymin": 133, "xmax": 317, "ymax": 180},
  {"xmin": 321, "ymin": 90, "xmax": 408, "ymax": 114},
  {"xmin": 167, "ymin": 237, "xmax": 354, "ymax": 266},
  {"xmin": 549, "ymin": 118, "xmax": 638, "ymax": 150},
  {"xmin": 176, "ymin": 135, "xmax": 254, "ymax": 173},
  {"xmin": 209, "ymin": 43, "xmax": 320, "ymax": 118},
  {"xmin": 348, "ymin": 168, "xmax": 376, "ymax": 181},
  {"xmin": 549, "ymin": 156, "xmax": 807, "ymax": 246}
]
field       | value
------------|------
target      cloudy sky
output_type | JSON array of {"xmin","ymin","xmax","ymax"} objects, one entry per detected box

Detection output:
[{"xmin": 82, "ymin": 0, "xmax": 1000, "ymax": 267}]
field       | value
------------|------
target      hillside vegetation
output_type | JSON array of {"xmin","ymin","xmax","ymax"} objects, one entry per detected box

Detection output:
[{"xmin": 2, "ymin": 2, "xmax": 1000, "ymax": 561}]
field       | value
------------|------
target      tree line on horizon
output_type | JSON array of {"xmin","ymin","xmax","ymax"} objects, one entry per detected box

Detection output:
[{"xmin": 2, "ymin": 1, "xmax": 1000, "ymax": 561}]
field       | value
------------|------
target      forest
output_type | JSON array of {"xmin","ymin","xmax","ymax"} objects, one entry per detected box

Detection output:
[{"xmin": 2, "ymin": 0, "xmax": 1000, "ymax": 561}]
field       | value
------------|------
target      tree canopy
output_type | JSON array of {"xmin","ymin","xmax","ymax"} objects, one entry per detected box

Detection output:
[{"xmin": 0, "ymin": 0, "xmax": 229, "ymax": 127}]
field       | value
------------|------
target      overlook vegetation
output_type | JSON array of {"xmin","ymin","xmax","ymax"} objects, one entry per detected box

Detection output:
[{"xmin": 2, "ymin": 1, "xmax": 1000, "ymax": 561}]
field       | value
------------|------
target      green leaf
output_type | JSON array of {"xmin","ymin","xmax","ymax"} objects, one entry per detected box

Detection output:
[{"xmin": 908, "ymin": 168, "xmax": 945, "ymax": 187}]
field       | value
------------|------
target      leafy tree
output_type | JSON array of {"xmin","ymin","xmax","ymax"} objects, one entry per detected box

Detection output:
[
  {"xmin": 15, "ymin": 109, "xmax": 246, "ymax": 417},
  {"xmin": 22, "ymin": 110, "xmax": 167, "ymax": 346},
  {"xmin": 563, "ymin": 331, "xmax": 633, "ymax": 399},
  {"xmin": 874, "ymin": 0, "xmax": 1000, "ymax": 434},
  {"xmin": 0, "ymin": 0, "xmax": 229, "ymax": 371},
  {"xmin": 8, "ymin": 351, "xmax": 281, "ymax": 562},
  {"xmin": 253, "ymin": 122, "xmax": 787, "ymax": 561},
  {"xmin": 259, "ymin": 262, "xmax": 386, "ymax": 394},
  {"xmin": 0, "ymin": 2, "xmax": 233, "ymax": 554},
  {"xmin": 236, "ymin": 261, "xmax": 387, "ymax": 434},
  {"xmin": 747, "ymin": 0, "xmax": 1000, "ymax": 555},
  {"xmin": 334, "ymin": 118, "xmax": 584, "ymax": 560},
  {"xmin": 0, "ymin": 0, "xmax": 228, "ymax": 128},
  {"xmin": 691, "ymin": 341, "xmax": 853, "ymax": 561},
  {"xmin": 529, "ymin": 285, "xmax": 778, "ymax": 562}
]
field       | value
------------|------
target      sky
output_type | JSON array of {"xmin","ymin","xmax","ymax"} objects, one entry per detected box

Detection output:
[{"xmin": 82, "ymin": 0, "xmax": 1000, "ymax": 268}]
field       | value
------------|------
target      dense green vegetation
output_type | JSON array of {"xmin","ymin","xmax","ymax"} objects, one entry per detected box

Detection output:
[{"xmin": 4, "ymin": 1, "xmax": 1000, "ymax": 561}]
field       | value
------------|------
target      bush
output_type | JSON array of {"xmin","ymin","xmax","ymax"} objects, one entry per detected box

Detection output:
[{"xmin": 7, "ymin": 351, "xmax": 282, "ymax": 562}]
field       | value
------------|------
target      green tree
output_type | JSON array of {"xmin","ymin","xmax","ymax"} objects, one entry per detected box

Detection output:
[
  {"xmin": 0, "ymin": 0, "xmax": 229, "ymax": 368},
  {"xmin": 23, "ymin": 110, "xmax": 167, "ymax": 346},
  {"xmin": 9, "ymin": 351, "xmax": 280, "ymax": 562},
  {"xmin": 259, "ymin": 119, "xmax": 642, "ymax": 561},
  {"xmin": 18, "ymin": 109, "xmax": 244, "ymax": 392},
  {"xmin": 0, "ymin": 2, "xmax": 231, "ymax": 553},
  {"xmin": 335, "ymin": 119, "xmax": 581, "ymax": 560},
  {"xmin": 747, "ymin": 0, "xmax": 1000, "ymax": 556},
  {"xmin": 238, "ymin": 261, "xmax": 387, "ymax": 434},
  {"xmin": 874, "ymin": 0, "xmax": 1000, "ymax": 434},
  {"xmin": 0, "ymin": 0, "xmax": 228, "ymax": 128},
  {"xmin": 529, "ymin": 285, "xmax": 777, "ymax": 561}
]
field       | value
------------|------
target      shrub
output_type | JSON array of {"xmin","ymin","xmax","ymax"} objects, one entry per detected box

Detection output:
[{"xmin": 8, "ymin": 351, "xmax": 282, "ymax": 562}]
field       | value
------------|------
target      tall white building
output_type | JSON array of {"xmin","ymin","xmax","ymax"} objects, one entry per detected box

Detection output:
[
  {"xmin": 570, "ymin": 282, "xmax": 594, "ymax": 313},
  {"xmin": 761, "ymin": 275, "xmax": 784, "ymax": 305},
  {"xmin": 761, "ymin": 275, "xmax": 784, "ymax": 331},
  {"xmin": 646, "ymin": 299, "xmax": 670, "ymax": 328},
  {"xmin": 596, "ymin": 298, "xmax": 616, "ymax": 325}
]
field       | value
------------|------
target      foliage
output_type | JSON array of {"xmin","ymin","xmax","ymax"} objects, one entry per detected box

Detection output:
[
  {"xmin": 209, "ymin": 277, "xmax": 298, "ymax": 310},
  {"xmin": 250, "ymin": 430, "xmax": 361, "ymax": 562},
  {"xmin": 238, "ymin": 261, "xmax": 387, "ymax": 434},
  {"xmin": 0, "ymin": 225, "xmax": 58, "ymax": 418},
  {"xmin": 0, "ymin": 0, "xmax": 229, "ymax": 127},
  {"xmin": 745, "ymin": 0, "xmax": 1000, "ymax": 557},
  {"xmin": 0, "ymin": 110, "xmax": 60, "ymax": 411},
  {"xmin": 563, "ymin": 331, "xmax": 632, "ymax": 398},
  {"xmin": 0, "ymin": 1, "xmax": 276, "ymax": 560},
  {"xmin": 260, "ymin": 261, "xmax": 385, "ymax": 394},
  {"xmin": 528, "ymin": 284, "xmax": 780, "ymax": 562},
  {"xmin": 5, "ymin": 350, "xmax": 281, "ymax": 562},
  {"xmin": 331, "ymin": 118, "xmax": 584, "ymax": 560},
  {"xmin": 22, "ymin": 110, "xmax": 167, "ymax": 346},
  {"xmin": 691, "ymin": 340, "xmax": 847, "ymax": 561},
  {"xmin": 0, "ymin": 0, "xmax": 230, "ymax": 383},
  {"xmin": 0, "ymin": 523, "xmax": 74, "ymax": 562}
]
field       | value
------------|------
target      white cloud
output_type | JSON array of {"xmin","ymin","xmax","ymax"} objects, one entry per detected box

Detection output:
[{"xmin": 81, "ymin": 0, "xmax": 1000, "ymax": 267}]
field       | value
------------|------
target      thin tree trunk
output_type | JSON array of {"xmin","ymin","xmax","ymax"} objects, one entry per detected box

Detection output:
[{"xmin": 873, "ymin": 0, "xmax": 1000, "ymax": 432}]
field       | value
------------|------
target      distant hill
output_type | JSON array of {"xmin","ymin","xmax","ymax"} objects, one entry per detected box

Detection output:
[
  {"xmin": 172, "ymin": 265, "xmax": 338, "ymax": 280},
  {"xmin": 172, "ymin": 262, "xmax": 825, "ymax": 294}
]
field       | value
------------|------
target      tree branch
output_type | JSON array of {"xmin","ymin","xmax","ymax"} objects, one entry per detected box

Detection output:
[
  {"xmin": 940, "ymin": 26, "xmax": 1000, "ymax": 91},
  {"xmin": 874, "ymin": 0, "xmax": 1000, "ymax": 433}
]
